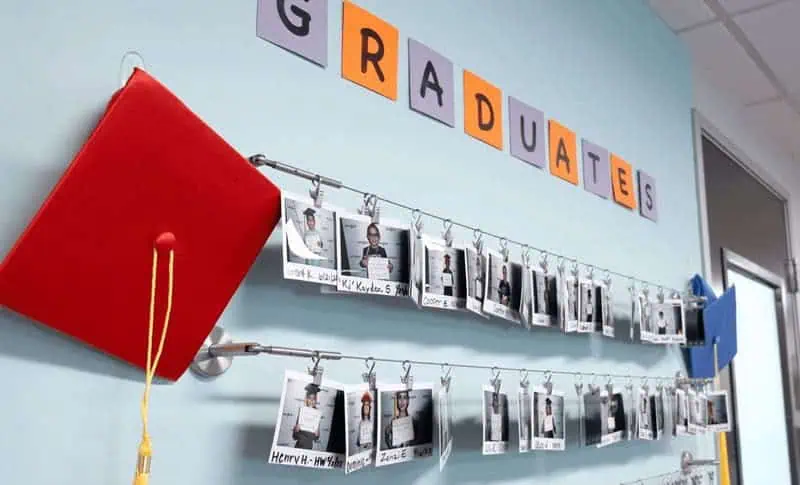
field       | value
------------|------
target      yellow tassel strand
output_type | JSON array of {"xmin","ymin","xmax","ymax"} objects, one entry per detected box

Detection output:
[{"xmin": 133, "ymin": 247, "xmax": 175, "ymax": 485}]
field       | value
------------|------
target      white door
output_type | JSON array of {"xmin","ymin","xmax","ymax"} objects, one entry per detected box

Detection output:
[{"xmin": 726, "ymin": 256, "xmax": 794, "ymax": 484}]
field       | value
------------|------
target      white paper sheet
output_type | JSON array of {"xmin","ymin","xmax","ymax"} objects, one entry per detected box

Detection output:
[
  {"xmin": 367, "ymin": 257, "xmax": 390, "ymax": 280},
  {"xmin": 392, "ymin": 416, "xmax": 414, "ymax": 446},
  {"xmin": 490, "ymin": 413, "xmax": 502, "ymax": 441},
  {"xmin": 298, "ymin": 406, "xmax": 321, "ymax": 433}
]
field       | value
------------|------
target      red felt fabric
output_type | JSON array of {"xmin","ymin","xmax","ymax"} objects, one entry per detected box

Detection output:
[{"xmin": 0, "ymin": 68, "xmax": 280, "ymax": 381}]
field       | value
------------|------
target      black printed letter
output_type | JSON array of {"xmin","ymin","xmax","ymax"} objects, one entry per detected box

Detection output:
[
  {"xmin": 277, "ymin": 0, "xmax": 311, "ymax": 37},
  {"xmin": 556, "ymin": 139, "xmax": 571, "ymax": 172},
  {"xmin": 616, "ymin": 167, "xmax": 630, "ymax": 196},
  {"xmin": 645, "ymin": 183, "xmax": 653, "ymax": 210},
  {"xmin": 587, "ymin": 152, "xmax": 600, "ymax": 183},
  {"xmin": 476, "ymin": 94, "xmax": 494, "ymax": 131},
  {"xmin": 360, "ymin": 28, "xmax": 385, "ymax": 81},
  {"xmin": 519, "ymin": 116, "xmax": 537, "ymax": 152},
  {"xmin": 420, "ymin": 61, "xmax": 443, "ymax": 106}
]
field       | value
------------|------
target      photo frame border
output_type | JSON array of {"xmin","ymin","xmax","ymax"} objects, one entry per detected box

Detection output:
[
  {"xmin": 375, "ymin": 382, "xmax": 435, "ymax": 468},
  {"xmin": 344, "ymin": 382, "xmax": 376, "ymax": 474},
  {"xmin": 481, "ymin": 385, "xmax": 510, "ymax": 455},
  {"xmin": 281, "ymin": 191, "xmax": 341, "ymax": 286},
  {"xmin": 482, "ymin": 249, "xmax": 522, "ymax": 324},
  {"xmin": 532, "ymin": 386, "xmax": 566, "ymax": 451},
  {"xmin": 420, "ymin": 235, "xmax": 467, "ymax": 311},
  {"xmin": 268, "ymin": 370, "xmax": 346, "ymax": 470}
]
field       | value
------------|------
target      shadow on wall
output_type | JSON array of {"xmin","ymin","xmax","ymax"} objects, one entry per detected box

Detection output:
[
  {"xmin": 230, "ymin": 418, "xmax": 671, "ymax": 485},
  {"xmin": 0, "ymin": 308, "xmax": 144, "ymax": 382},
  {"xmin": 238, "ymin": 245, "xmax": 669, "ymax": 367}
]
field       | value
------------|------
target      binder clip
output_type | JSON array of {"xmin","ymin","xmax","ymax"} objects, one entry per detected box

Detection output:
[
  {"xmin": 363, "ymin": 357, "xmax": 377, "ymax": 391},
  {"xmin": 308, "ymin": 352, "xmax": 324, "ymax": 386},
  {"xmin": 359, "ymin": 193, "xmax": 380, "ymax": 224},
  {"xmin": 401, "ymin": 360, "xmax": 414, "ymax": 390}
]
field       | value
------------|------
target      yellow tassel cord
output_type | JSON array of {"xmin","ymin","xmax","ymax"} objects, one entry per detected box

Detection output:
[{"xmin": 133, "ymin": 247, "xmax": 175, "ymax": 485}]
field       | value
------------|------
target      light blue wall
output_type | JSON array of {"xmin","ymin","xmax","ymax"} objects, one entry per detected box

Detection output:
[{"xmin": 0, "ymin": 1, "xmax": 712, "ymax": 484}]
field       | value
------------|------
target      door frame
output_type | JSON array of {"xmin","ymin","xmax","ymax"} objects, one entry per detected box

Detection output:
[
  {"xmin": 693, "ymin": 109, "xmax": 800, "ymax": 484},
  {"xmin": 721, "ymin": 249, "xmax": 798, "ymax": 485}
]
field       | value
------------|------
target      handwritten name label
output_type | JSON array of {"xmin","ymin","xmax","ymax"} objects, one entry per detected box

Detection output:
[
  {"xmin": 345, "ymin": 451, "xmax": 373, "ymax": 474},
  {"xmin": 285, "ymin": 263, "xmax": 338, "ymax": 285},
  {"xmin": 531, "ymin": 314, "xmax": 553, "ymax": 327},
  {"xmin": 377, "ymin": 445, "xmax": 432, "ymax": 467},
  {"xmin": 603, "ymin": 325, "xmax": 615, "ymax": 338},
  {"xmin": 533, "ymin": 438, "xmax": 565, "ymax": 451},
  {"xmin": 482, "ymin": 441, "xmax": 508, "ymax": 455},
  {"xmin": 484, "ymin": 301, "xmax": 519, "ymax": 322},
  {"xmin": 599, "ymin": 431, "xmax": 623, "ymax": 447},
  {"xmin": 339, "ymin": 276, "xmax": 409, "ymax": 297},
  {"xmin": 577, "ymin": 321, "xmax": 595, "ymax": 333},
  {"xmin": 269, "ymin": 448, "xmax": 344, "ymax": 469},
  {"xmin": 564, "ymin": 319, "xmax": 578, "ymax": 333}
]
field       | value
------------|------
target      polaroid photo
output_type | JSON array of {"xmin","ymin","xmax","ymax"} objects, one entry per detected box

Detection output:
[
  {"xmin": 688, "ymin": 389, "xmax": 706, "ymax": 434},
  {"xmin": 281, "ymin": 192, "xmax": 339, "ymax": 286},
  {"xmin": 705, "ymin": 390, "xmax": 732, "ymax": 433},
  {"xmin": 601, "ymin": 284, "xmax": 615, "ymax": 338},
  {"xmin": 520, "ymin": 268, "xmax": 534, "ymax": 328},
  {"xmin": 482, "ymin": 250, "xmax": 523, "ymax": 324},
  {"xmin": 561, "ymin": 273, "xmax": 580, "ymax": 333},
  {"xmin": 637, "ymin": 388, "xmax": 653, "ymax": 440},
  {"xmin": 376, "ymin": 383, "xmax": 434, "ymax": 467},
  {"xmin": 344, "ymin": 384, "xmax": 377, "ymax": 474},
  {"xmin": 464, "ymin": 246, "xmax": 489, "ymax": 318},
  {"xmin": 438, "ymin": 385, "xmax": 453, "ymax": 470},
  {"xmin": 336, "ymin": 213, "xmax": 411, "ymax": 298},
  {"xmin": 577, "ymin": 279, "xmax": 600, "ymax": 333},
  {"xmin": 518, "ymin": 386, "xmax": 532, "ymax": 452},
  {"xmin": 583, "ymin": 389, "xmax": 602, "ymax": 446},
  {"xmin": 269, "ymin": 370, "xmax": 346, "ymax": 470},
  {"xmin": 649, "ymin": 392, "xmax": 665, "ymax": 440},
  {"xmin": 533, "ymin": 387, "xmax": 566, "ymax": 451},
  {"xmin": 675, "ymin": 388, "xmax": 689, "ymax": 436},
  {"xmin": 638, "ymin": 293, "xmax": 654, "ymax": 342},
  {"xmin": 532, "ymin": 268, "xmax": 559, "ymax": 328},
  {"xmin": 683, "ymin": 297, "xmax": 706, "ymax": 347},
  {"xmin": 482, "ymin": 386, "xmax": 510, "ymax": 455},
  {"xmin": 421, "ymin": 236, "xmax": 467, "ymax": 311},
  {"xmin": 598, "ymin": 391, "xmax": 626, "ymax": 447},
  {"xmin": 649, "ymin": 298, "xmax": 687, "ymax": 345}
]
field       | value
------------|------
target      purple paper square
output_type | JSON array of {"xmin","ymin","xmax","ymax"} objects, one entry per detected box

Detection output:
[
  {"xmin": 256, "ymin": 0, "xmax": 328, "ymax": 67},
  {"xmin": 581, "ymin": 139, "xmax": 611, "ymax": 199},
  {"xmin": 408, "ymin": 39, "xmax": 454, "ymax": 127},
  {"xmin": 637, "ymin": 170, "xmax": 658, "ymax": 222},
  {"xmin": 508, "ymin": 97, "xmax": 545, "ymax": 168}
]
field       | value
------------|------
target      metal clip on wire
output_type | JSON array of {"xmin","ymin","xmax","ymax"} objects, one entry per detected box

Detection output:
[
  {"xmin": 309, "ymin": 352, "xmax": 324, "ymax": 385},
  {"xmin": 363, "ymin": 357, "xmax": 377, "ymax": 390},
  {"xmin": 309, "ymin": 176, "xmax": 323, "ymax": 208},
  {"xmin": 441, "ymin": 364, "xmax": 452, "ymax": 391},
  {"xmin": 443, "ymin": 219, "xmax": 454, "ymax": 247},
  {"xmin": 491, "ymin": 367, "xmax": 502, "ymax": 395},
  {"xmin": 401, "ymin": 360, "xmax": 414, "ymax": 390}
]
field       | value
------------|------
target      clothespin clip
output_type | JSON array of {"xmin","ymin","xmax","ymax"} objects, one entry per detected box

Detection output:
[
  {"xmin": 309, "ymin": 176, "xmax": 323, "ymax": 208},
  {"xmin": 499, "ymin": 238, "xmax": 509, "ymax": 262},
  {"xmin": 589, "ymin": 373, "xmax": 601, "ymax": 394},
  {"xmin": 539, "ymin": 251, "xmax": 549, "ymax": 274},
  {"xmin": 358, "ymin": 193, "xmax": 380, "ymax": 224},
  {"xmin": 363, "ymin": 357, "xmax": 377, "ymax": 391},
  {"xmin": 440, "ymin": 364, "xmax": 452, "ymax": 391},
  {"xmin": 570, "ymin": 259, "xmax": 580, "ymax": 279},
  {"xmin": 308, "ymin": 352, "xmax": 324, "ymax": 386},
  {"xmin": 521, "ymin": 245, "xmax": 531, "ymax": 268},
  {"xmin": 490, "ymin": 367, "xmax": 502, "ymax": 396},
  {"xmin": 401, "ymin": 360, "xmax": 414, "ymax": 390},
  {"xmin": 605, "ymin": 375, "xmax": 614, "ymax": 396},
  {"xmin": 412, "ymin": 209, "xmax": 423, "ymax": 238},
  {"xmin": 574, "ymin": 374, "xmax": 584, "ymax": 399},
  {"xmin": 586, "ymin": 264, "xmax": 595, "ymax": 283},
  {"xmin": 520, "ymin": 369, "xmax": 530, "ymax": 390},
  {"xmin": 657, "ymin": 286, "xmax": 665, "ymax": 303},
  {"xmin": 442, "ymin": 219, "xmax": 454, "ymax": 247},
  {"xmin": 641, "ymin": 377, "xmax": 650, "ymax": 394},
  {"xmin": 543, "ymin": 370, "xmax": 553, "ymax": 395},
  {"xmin": 473, "ymin": 228, "xmax": 484, "ymax": 255},
  {"xmin": 603, "ymin": 270, "xmax": 612, "ymax": 290}
]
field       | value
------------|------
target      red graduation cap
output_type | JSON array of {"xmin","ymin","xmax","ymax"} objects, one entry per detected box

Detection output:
[{"xmin": 0, "ymin": 68, "xmax": 280, "ymax": 382}]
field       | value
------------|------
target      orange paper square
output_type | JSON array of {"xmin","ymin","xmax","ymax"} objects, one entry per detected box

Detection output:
[
  {"xmin": 610, "ymin": 154, "xmax": 637, "ymax": 209},
  {"xmin": 463, "ymin": 70, "xmax": 503, "ymax": 150},
  {"xmin": 341, "ymin": 1, "xmax": 399, "ymax": 100},
  {"xmin": 548, "ymin": 119, "xmax": 578, "ymax": 185}
]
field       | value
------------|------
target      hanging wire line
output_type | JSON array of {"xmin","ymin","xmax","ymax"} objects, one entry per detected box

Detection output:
[
  {"xmin": 207, "ymin": 341, "xmax": 710, "ymax": 384},
  {"xmin": 250, "ymin": 154, "xmax": 681, "ymax": 293}
]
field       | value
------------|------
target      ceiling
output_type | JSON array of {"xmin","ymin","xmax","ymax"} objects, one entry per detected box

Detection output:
[{"xmin": 648, "ymin": 0, "xmax": 800, "ymax": 160}]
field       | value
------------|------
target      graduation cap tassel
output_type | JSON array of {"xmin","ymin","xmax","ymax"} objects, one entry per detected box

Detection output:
[{"xmin": 133, "ymin": 234, "xmax": 177, "ymax": 485}]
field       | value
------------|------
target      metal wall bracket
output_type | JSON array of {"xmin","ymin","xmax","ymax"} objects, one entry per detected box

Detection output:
[
  {"xmin": 191, "ymin": 326, "xmax": 234, "ymax": 378},
  {"xmin": 680, "ymin": 450, "xmax": 719, "ymax": 475}
]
